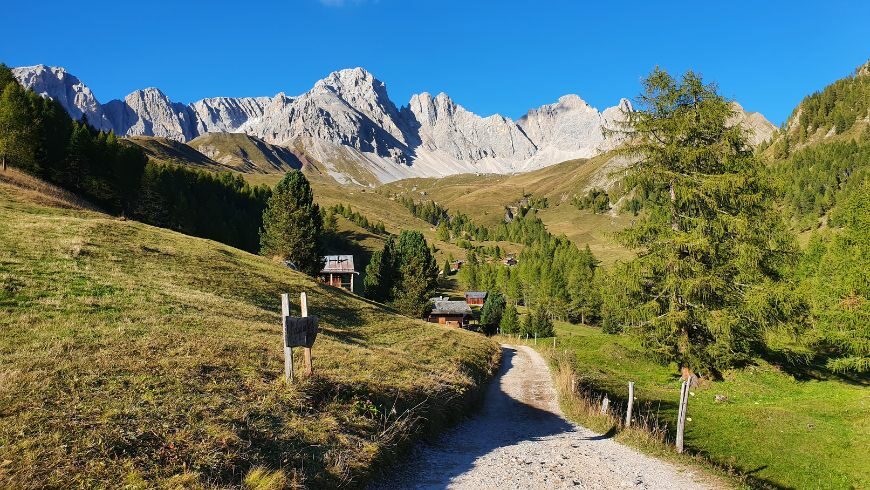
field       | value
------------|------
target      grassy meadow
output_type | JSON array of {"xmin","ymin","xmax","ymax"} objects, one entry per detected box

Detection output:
[
  {"xmin": 0, "ymin": 169, "xmax": 499, "ymax": 488},
  {"xmin": 521, "ymin": 322, "xmax": 869, "ymax": 489}
]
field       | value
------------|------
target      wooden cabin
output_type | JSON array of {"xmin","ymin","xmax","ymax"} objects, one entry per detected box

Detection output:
[
  {"xmin": 450, "ymin": 260, "xmax": 464, "ymax": 272},
  {"xmin": 319, "ymin": 255, "xmax": 359, "ymax": 292},
  {"xmin": 428, "ymin": 300, "xmax": 473, "ymax": 328},
  {"xmin": 465, "ymin": 291, "xmax": 487, "ymax": 306},
  {"xmin": 502, "ymin": 256, "xmax": 517, "ymax": 266}
]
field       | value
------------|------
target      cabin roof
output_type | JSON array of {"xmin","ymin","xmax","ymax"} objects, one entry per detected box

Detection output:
[
  {"xmin": 465, "ymin": 291, "xmax": 487, "ymax": 299},
  {"xmin": 321, "ymin": 255, "xmax": 358, "ymax": 274},
  {"xmin": 430, "ymin": 301, "xmax": 473, "ymax": 316}
]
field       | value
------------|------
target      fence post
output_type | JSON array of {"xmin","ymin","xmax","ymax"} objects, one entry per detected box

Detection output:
[
  {"xmin": 534, "ymin": 332, "xmax": 537, "ymax": 345},
  {"xmin": 281, "ymin": 293, "xmax": 294, "ymax": 383},
  {"xmin": 676, "ymin": 380, "xmax": 689, "ymax": 453},
  {"xmin": 301, "ymin": 292, "xmax": 313, "ymax": 375},
  {"xmin": 553, "ymin": 337, "xmax": 556, "ymax": 348},
  {"xmin": 601, "ymin": 395, "xmax": 610, "ymax": 415},
  {"xmin": 626, "ymin": 381, "xmax": 635, "ymax": 427}
]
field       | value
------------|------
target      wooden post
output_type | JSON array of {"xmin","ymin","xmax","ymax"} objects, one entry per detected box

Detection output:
[
  {"xmin": 301, "ymin": 292, "xmax": 313, "ymax": 375},
  {"xmin": 281, "ymin": 293, "xmax": 294, "ymax": 383},
  {"xmin": 676, "ymin": 380, "xmax": 689, "ymax": 453},
  {"xmin": 553, "ymin": 337, "xmax": 556, "ymax": 348},
  {"xmin": 534, "ymin": 332, "xmax": 537, "ymax": 345},
  {"xmin": 571, "ymin": 375, "xmax": 577, "ymax": 394},
  {"xmin": 600, "ymin": 395, "xmax": 610, "ymax": 415},
  {"xmin": 626, "ymin": 381, "xmax": 635, "ymax": 427}
]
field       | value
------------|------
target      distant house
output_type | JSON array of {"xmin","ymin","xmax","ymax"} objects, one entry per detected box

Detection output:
[
  {"xmin": 450, "ymin": 260, "xmax": 464, "ymax": 272},
  {"xmin": 465, "ymin": 291, "xmax": 487, "ymax": 306},
  {"xmin": 428, "ymin": 300, "xmax": 473, "ymax": 328},
  {"xmin": 502, "ymin": 256, "xmax": 517, "ymax": 266},
  {"xmin": 430, "ymin": 295, "xmax": 449, "ymax": 303},
  {"xmin": 319, "ymin": 255, "xmax": 359, "ymax": 292}
]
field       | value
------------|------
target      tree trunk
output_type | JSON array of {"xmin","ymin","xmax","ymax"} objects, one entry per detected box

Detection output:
[
  {"xmin": 681, "ymin": 365, "xmax": 700, "ymax": 387},
  {"xmin": 669, "ymin": 183, "xmax": 679, "ymax": 232}
]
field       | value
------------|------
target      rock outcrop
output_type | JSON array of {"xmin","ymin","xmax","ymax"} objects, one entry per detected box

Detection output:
[{"xmin": 12, "ymin": 64, "xmax": 775, "ymax": 183}]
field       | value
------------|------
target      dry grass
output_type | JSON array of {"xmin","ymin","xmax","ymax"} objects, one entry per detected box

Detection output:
[
  {"xmin": 0, "ymin": 167, "xmax": 103, "ymax": 212},
  {"xmin": 0, "ymin": 176, "xmax": 500, "ymax": 488}
]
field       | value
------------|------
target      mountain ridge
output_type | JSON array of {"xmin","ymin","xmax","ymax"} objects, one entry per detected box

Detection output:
[{"xmin": 12, "ymin": 64, "xmax": 775, "ymax": 183}]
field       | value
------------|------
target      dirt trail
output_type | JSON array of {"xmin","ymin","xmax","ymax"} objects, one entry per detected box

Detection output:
[{"xmin": 372, "ymin": 345, "xmax": 712, "ymax": 489}]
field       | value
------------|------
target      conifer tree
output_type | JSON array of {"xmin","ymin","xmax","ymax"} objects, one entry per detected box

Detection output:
[
  {"xmin": 259, "ymin": 171, "xmax": 324, "ymax": 275},
  {"xmin": 364, "ymin": 236, "xmax": 397, "ymax": 302},
  {"xmin": 391, "ymin": 230, "xmax": 439, "ymax": 317},
  {"xmin": 610, "ymin": 68, "xmax": 801, "ymax": 380},
  {"xmin": 0, "ymin": 81, "xmax": 34, "ymax": 172},
  {"xmin": 480, "ymin": 291, "xmax": 506, "ymax": 330},
  {"xmin": 500, "ymin": 303, "xmax": 520, "ymax": 334},
  {"xmin": 521, "ymin": 311, "xmax": 534, "ymax": 337},
  {"xmin": 798, "ymin": 182, "xmax": 869, "ymax": 373},
  {"xmin": 437, "ymin": 220, "xmax": 451, "ymax": 241}
]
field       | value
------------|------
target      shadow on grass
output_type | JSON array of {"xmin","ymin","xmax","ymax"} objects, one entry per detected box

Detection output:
[{"xmin": 764, "ymin": 349, "xmax": 869, "ymax": 386}]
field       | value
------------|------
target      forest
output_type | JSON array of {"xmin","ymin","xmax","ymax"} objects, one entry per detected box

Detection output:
[
  {"xmin": 449, "ymin": 69, "xmax": 868, "ymax": 377},
  {"xmin": 0, "ymin": 64, "xmax": 271, "ymax": 252}
]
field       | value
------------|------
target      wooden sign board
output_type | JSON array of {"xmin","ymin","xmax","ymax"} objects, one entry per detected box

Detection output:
[{"xmin": 283, "ymin": 316, "xmax": 319, "ymax": 348}]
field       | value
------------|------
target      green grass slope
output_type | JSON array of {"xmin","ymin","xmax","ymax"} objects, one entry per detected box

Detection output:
[
  {"xmin": 548, "ymin": 322, "xmax": 869, "ymax": 489},
  {"xmin": 0, "ymin": 169, "xmax": 499, "ymax": 488},
  {"xmin": 127, "ymin": 136, "xmax": 230, "ymax": 170},
  {"xmin": 189, "ymin": 133, "xmax": 304, "ymax": 174},
  {"xmin": 381, "ymin": 155, "xmax": 633, "ymax": 263}
]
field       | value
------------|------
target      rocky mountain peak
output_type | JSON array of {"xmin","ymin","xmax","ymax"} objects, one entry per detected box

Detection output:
[
  {"xmin": 12, "ymin": 64, "xmax": 774, "ymax": 184},
  {"xmin": 12, "ymin": 64, "xmax": 112, "ymax": 130}
]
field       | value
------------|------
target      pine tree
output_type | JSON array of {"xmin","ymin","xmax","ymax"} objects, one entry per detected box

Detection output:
[
  {"xmin": 532, "ymin": 308, "xmax": 555, "ymax": 337},
  {"xmin": 364, "ymin": 237, "xmax": 397, "ymax": 302},
  {"xmin": 259, "ymin": 171, "xmax": 325, "ymax": 275},
  {"xmin": 521, "ymin": 311, "xmax": 534, "ymax": 337},
  {"xmin": 609, "ymin": 68, "xmax": 802, "ymax": 380},
  {"xmin": 0, "ymin": 81, "xmax": 35, "ymax": 172},
  {"xmin": 391, "ymin": 230, "xmax": 439, "ymax": 317},
  {"xmin": 500, "ymin": 303, "xmax": 520, "ymax": 334},
  {"xmin": 480, "ymin": 291, "xmax": 506, "ymax": 330},
  {"xmin": 442, "ymin": 258, "xmax": 451, "ymax": 276},
  {"xmin": 799, "ymin": 182, "xmax": 869, "ymax": 373},
  {"xmin": 437, "ymin": 220, "xmax": 451, "ymax": 241}
]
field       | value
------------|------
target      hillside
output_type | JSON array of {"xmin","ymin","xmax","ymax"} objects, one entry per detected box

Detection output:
[
  {"xmin": 0, "ymin": 168, "xmax": 499, "ymax": 488},
  {"xmin": 127, "ymin": 136, "xmax": 228, "ymax": 170},
  {"xmin": 188, "ymin": 133, "xmax": 304, "ymax": 174},
  {"xmin": 765, "ymin": 59, "xmax": 870, "ymax": 156},
  {"xmin": 380, "ymin": 154, "xmax": 634, "ymax": 263},
  {"xmin": 761, "ymin": 60, "xmax": 870, "ymax": 232}
]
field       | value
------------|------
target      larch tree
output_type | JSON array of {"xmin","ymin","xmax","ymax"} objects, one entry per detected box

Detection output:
[
  {"xmin": 259, "ymin": 171, "xmax": 325, "ymax": 276},
  {"xmin": 0, "ymin": 81, "xmax": 35, "ymax": 172},
  {"xmin": 609, "ymin": 68, "xmax": 803, "ymax": 382}
]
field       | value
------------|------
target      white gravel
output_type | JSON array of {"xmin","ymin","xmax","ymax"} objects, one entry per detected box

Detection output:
[{"xmin": 371, "ymin": 344, "xmax": 713, "ymax": 489}]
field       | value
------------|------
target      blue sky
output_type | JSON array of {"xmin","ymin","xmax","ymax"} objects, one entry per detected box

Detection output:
[{"xmin": 1, "ymin": 0, "xmax": 868, "ymax": 125}]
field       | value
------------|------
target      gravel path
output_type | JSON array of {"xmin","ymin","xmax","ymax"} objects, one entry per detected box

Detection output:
[{"xmin": 372, "ymin": 344, "xmax": 712, "ymax": 489}]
